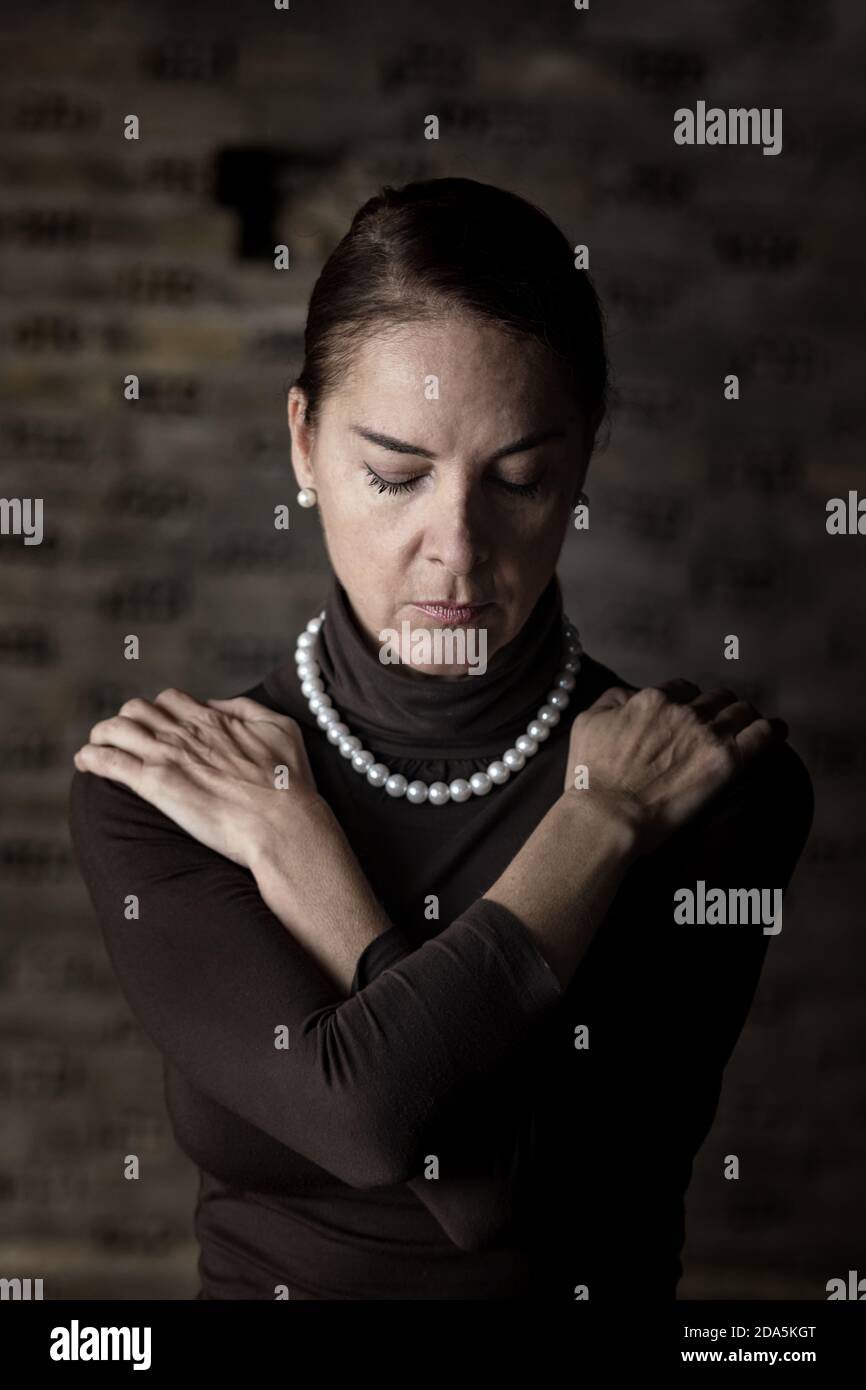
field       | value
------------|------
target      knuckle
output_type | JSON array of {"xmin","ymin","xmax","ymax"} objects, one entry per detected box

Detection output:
[
  {"xmin": 118, "ymin": 697, "xmax": 149, "ymax": 719},
  {"xmin": 196, "ymin": 707, "xmax": 224, "ymax": 727},
  {"xmin": 713, "ymin": 735, "xmax": 740, "ymax": 769},
  {"xmin": 146, "ymin": 762, "xmax": 174, "ymax": 788},
  {"xmin": 158, "ymin": 732, "xmax": 185, "ymax": 754},
  {"xmin": 635, "ymin": 686, "xmax": 666, "ymax": 707}
]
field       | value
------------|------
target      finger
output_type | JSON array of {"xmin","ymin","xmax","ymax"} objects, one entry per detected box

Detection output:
[
  {"xmin": 153, "ymin": 688, "xmax": 210, "ymax": 719},
  {"xmin": 85, "ymin": 714, "xmax": 164, "ymax": 762},
  {"xmin": 655, "ymin": 677, "xmax": 701, "ymax": 704},
  {"xmin": 590, "ymin": 685, "xmax": 633, "ymax": 710},
  {"xmin": 116, "ymin": 696, "xmax": 179, "ymax": 735},
  {"xmin": 73, "ymin": 742, "xmax": 144, "ymax": 791},
  {"xmin": 734, "ymin": 717, "xmax": 786, "ymax": 762},
  {"xmin": 709, "ymin": 700, "xmax": 762, "ymax": 739},
  {"xmin": 206, "ymin": 696, "xmax": 293, "ymax": 726},
  {"xmin": 689, "ymin": 687, "xmax": 739, "ymax": 721}
]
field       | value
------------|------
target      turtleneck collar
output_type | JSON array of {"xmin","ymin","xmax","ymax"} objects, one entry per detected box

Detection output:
[{"xmin": 269, "ymin": 573, "xmax": 569, "ymax": 760}]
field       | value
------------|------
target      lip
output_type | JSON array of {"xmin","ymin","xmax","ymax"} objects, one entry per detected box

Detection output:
[{"xmin": 413, "ymin": 602, "xmax": 492, "ymax": 623}]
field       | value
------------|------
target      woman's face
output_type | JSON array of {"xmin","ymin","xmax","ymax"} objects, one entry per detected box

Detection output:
[{"xmin": 288, "ymin": 314, "xmax": 593, "ymax": 675}]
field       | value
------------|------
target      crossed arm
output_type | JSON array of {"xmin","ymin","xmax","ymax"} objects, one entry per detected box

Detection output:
[{"xmin": 68, "ymin": 688, "xmax": 813, "ymax": 1251}]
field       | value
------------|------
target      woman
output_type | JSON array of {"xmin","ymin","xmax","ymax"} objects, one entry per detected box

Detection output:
[{"xmin": 68, "ymin": 177, "xmax": 813, "ymax": 1301}]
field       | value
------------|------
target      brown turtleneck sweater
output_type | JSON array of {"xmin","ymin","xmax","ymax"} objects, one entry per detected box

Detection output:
[{"xmin": 67, "ymin": 574, "xmax": 814, "ymax": 1300}]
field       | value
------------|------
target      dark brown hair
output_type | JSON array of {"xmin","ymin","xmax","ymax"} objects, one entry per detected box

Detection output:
[{"xmin": 292, "ymin": 176, "xmax": 611, "ymax": 450}]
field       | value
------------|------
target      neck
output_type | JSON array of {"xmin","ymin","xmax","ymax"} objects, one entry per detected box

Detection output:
[{"xmin": 305, "ymin": 571, "xmax": 568, "ymax": 756}]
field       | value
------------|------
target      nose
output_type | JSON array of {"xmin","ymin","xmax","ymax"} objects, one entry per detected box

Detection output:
[{"xmin": 423, "ymin": 476, "xmax": 491, "ymax": 575}]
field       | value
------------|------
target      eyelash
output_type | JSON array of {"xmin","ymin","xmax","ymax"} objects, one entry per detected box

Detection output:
[{"xmin": 363, "ymin": 463, "xmax": 542, "ymax": 499}]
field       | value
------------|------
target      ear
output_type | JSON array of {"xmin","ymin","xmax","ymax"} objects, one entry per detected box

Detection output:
[{"xmin": 287, "ymin": 387, "xmax": 316, "ymax": 490}]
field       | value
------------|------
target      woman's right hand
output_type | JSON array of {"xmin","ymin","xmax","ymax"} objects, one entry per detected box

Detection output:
[{"xmin": 563, "ymin": 679, "xmax": 789, "ymax": 856}]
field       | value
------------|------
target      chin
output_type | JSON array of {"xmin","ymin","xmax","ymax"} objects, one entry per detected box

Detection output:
[{"xmin": 412, "ymin": 662, "xmax": 473, "ymax": 678}]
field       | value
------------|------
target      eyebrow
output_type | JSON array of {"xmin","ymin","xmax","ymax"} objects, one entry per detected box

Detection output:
[{"xmin": 349, "ymin": 423, "xmax": 566, "ymax": 462}]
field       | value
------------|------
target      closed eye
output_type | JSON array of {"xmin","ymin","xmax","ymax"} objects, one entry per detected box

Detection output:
[{"xmin": 363, "ymin": 464, "xmax": 543, "ymax": 498}]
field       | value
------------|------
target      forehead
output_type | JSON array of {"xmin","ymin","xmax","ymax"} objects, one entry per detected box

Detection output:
[{"xmin": 331, "ymin": 316, "xmax": 578, "ymax": 444}]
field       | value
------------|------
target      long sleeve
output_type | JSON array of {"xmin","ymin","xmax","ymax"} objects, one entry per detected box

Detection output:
[
  {"xmin": 548, "ymin": 738, "xmax": 815, "ymax": 1294},
  {"xmin": 349, "ymin": 739, "xmax": 815, "ymax": 1258},
  {"xmin": 352, "ymin": 910, "xmax": 539, "ymax": 1251},
  {"xmin": 350, "ymin": 914, "xmax": 531, "ymax": 1249},
  {"xmin": 68, "ymin": 767, "xmax": 562, "ymax": 1194}
]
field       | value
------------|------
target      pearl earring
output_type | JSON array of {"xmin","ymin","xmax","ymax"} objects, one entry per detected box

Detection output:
[{"xmin": 297, "ymin": 487, "xmax": 318, "ymax": 508}]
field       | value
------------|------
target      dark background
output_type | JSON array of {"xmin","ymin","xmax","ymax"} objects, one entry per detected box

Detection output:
[{"xmin": 1, "ymin": 0, "xmax": 864, "ymax": 1298}]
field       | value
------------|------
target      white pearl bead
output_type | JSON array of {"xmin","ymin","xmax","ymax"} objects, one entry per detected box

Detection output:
[{"xmin": 293, "ymin": 610, "xmax": 585, "ymax": 807}]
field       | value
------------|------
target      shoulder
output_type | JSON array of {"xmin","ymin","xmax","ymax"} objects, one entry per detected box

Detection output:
[
  {"xmin": 575, "ymin": 652, "xmax": 639, "ymax": 703},
  {"xmin": 68, "ymin": 767, "xmax": 195, "ymax": 867},
  {"xmin": 579, "ymin": 653, "xmax": 814, "ymax": 861},
  {"xmin": 69, "ymin": 765, "xmax": 154, "ymax": 834},
  {"xmin": 68, "ymin": 677, "xmax": 295, "ymax": 858}
]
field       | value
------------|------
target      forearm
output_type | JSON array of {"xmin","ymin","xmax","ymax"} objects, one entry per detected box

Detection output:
[
  {"xmin": 249, "ymin": 797, "xmax": 393, "ymax": 994},
  {"xmin": 483, "ymin": 789, "xmax": 639, "ymax": 990}
]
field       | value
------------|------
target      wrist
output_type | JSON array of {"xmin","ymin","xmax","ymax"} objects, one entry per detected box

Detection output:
[
  {"xmin": 247, "ymin": 793, "xmax": 338, "ymax": 883},
  {"xmin": 557, "ymin": 785, "xmax": 643, "ymax": 865}
]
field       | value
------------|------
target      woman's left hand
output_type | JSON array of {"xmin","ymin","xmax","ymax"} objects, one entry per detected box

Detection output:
[{"xmin": 73, "ymin": 689, "xmax": 323, "ymax": 870}]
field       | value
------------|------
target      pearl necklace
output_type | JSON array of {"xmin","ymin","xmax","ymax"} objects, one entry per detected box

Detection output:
[{"xmin": 294, "ymin": 610, "xmax": 582, "ymax": 804}]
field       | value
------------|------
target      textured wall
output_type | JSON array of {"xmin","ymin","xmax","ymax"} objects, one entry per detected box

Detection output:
[{"xmin": 1, "ymin": 0, "xmax": 864, "ymax": 1299}]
